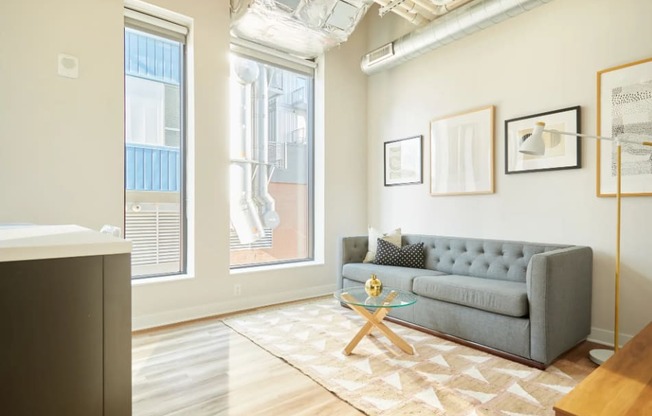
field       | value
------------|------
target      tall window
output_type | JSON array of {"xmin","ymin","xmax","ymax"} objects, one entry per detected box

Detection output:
[
  {"xmin": 124, "ymin": 10, "xmax": 187, "ymax": 278},
  {"xmin": 229, "ymin": 44, "xmax": 314, "ymax": 268}
]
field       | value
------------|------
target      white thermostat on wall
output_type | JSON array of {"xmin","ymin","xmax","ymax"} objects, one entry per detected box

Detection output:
[{"xmin": 58, "ymin": 53, "xmax": 79, "ymax": 79}]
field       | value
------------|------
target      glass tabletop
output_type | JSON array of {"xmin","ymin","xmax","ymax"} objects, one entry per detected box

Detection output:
[{"xmin": 334, "ymin": 287, "xmax": 417, "ymax": 308}]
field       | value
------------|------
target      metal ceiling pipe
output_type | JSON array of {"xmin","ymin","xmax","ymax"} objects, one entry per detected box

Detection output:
[
  {"xmin": 400, "ymin": 1, "xmax": 437, "ymax": 20},
  {"xmin": 361, "ymin": 0, "xmax": 553, "ymax": 74},
  {"xmin": 376, "ymin": 0, "xmax": 428, "ymax": 25},
  {"xmin": 431, "ymin": 0, "xmax": 475, "ymax": 15},
  {"xmin": 411, "ymin": 0, "xmax": 438, "ymax": 13}
]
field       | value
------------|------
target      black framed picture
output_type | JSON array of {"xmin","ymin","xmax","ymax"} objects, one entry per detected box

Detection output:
[
  {"xmin": 384, "ymin": 135, "xmax": 423, "ymax": 186},
  {"xmin": 505, "ymin": 106, "xmax": 581, "ymax": 174}
]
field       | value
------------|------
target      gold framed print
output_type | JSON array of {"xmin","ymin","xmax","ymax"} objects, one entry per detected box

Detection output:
[{"xmin": 598, "ymin": 57, "xmax": 652, "ymax": 196}]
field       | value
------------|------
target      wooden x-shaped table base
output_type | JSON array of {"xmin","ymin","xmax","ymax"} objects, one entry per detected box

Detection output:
[{"xmin": 340, "ymin": 291, "xmax": 414, "ymax": 355}]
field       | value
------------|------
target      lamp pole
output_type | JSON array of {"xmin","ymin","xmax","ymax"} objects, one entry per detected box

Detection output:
[
  {"xmin": 520, "ymin": 127, "xmax": 652, "ymax": 365},
  {"xmin": 586, "ymin": 138, "xmax": 624, "ymax": 364},
  {"xmin": 587, "ymin": 139, "xmax": 622, "ymax": 364},
  {"xmin": 614, "ymin": 141, "xmax": 621, "ymax": 353}
]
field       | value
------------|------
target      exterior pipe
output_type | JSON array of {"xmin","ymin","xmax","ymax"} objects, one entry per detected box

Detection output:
[
  {"xmin": 253, "ymin": 65, "xmax": 280, "ymax": 229},
  {"xmin": 361, "ymin": 0, "xmax": 553, "ymax": 74},
  {"xmin": 230, "ymin": 59, "xmax": 266, "ymax": 244}
]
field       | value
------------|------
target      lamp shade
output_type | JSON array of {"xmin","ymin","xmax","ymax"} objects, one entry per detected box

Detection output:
[{"xmin": 519, "ymin": 121, "xmax": 546, "ymax": 155}]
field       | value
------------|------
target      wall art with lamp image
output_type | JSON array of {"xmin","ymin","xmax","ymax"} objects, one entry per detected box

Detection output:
[
  {"xmin": 505, "ymin": 106, "xmax": 581, "ymax": 174},
  {"xmin": 518, "ymin": 116, "xmax": 652, "ymax": 366}
]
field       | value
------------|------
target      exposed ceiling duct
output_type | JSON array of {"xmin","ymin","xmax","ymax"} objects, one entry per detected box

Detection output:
[
  {"xmin": 230, "ymin": 0, "xmax": 374, "ymax": 58},
  {"xmin": 361, "ymin": 0, "xmax": 554, "ymax": 74}
]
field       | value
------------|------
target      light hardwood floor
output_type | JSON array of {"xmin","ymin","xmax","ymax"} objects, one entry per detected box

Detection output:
[
  {"xmin": 133, "ymin": 310, "xmax": 600, "ymax": 416},
  {"xmin": 132, "ymin": 318, "xmax": 364, "ymax": 416}
]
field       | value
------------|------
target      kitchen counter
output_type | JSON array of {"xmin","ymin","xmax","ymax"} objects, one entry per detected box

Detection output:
[
  {"xmin": 0, "ymin": 224, "xmax": 132, "ymax": 416},
  {"xmin": 0, "ymin": 224, "xmax": 131, "ymax": 262}
]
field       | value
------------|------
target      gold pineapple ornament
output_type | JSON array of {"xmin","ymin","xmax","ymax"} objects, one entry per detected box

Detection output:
[{"xmin": 365, "ymin": 274, "xmax": 383, "ymax": 297}]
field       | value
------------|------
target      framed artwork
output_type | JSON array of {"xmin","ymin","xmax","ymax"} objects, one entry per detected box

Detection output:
[
  {"xmin": 504, "ymin": 106, "xmax": 581, "ymax": 174},
  {"xmin": 384, "ymin": 135, "xmax": 423, "ymax": 186},
  {"xmin": 430, "ymin": 106, "xmax": 494, "ymax": 196},
  {"xmin": 598, "ymin": 57, "xmax": 652, "ymax": 196}
]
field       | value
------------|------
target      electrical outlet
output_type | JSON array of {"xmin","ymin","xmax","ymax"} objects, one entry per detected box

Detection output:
[{"xmin": 234, "ymin": 284, "xmax": 242, "ymax": 296}]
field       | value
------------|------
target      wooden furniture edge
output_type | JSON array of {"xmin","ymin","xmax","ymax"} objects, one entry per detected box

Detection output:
[{"xmin": 552, "ymin": 321, "xmax": 652, "ymax": 415}]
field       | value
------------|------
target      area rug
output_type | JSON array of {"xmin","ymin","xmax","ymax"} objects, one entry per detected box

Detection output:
[{"xmin": 223, "ymin": 298, "xmax": 593, "ymax": 416}]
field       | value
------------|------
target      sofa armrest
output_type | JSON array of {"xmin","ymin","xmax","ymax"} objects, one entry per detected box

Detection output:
[
  {"xmin": 338, "ymin": 236, "xmax": 368, "ymax": 289},
  {"xmin": 527, "ymin": 246, "xmax": 593, "ymax": 365}
]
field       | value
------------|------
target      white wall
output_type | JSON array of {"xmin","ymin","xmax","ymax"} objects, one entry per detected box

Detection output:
[
  {"xmin": 0, "ymin": 0, "xmax": 368, "ymax": 330},
  {"xmin": 365, "ymin": 0, "xmax": 652, "ymax": 345},
  {"xmin": 0, "ymin": 0, "xmax": 124, "ymax": 227},
  {"xmin": 7, "ymin": 0, "xmax": 647, "ymax": 344}
]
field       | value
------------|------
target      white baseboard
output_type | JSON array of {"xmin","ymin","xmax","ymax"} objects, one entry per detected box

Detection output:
[
  {"xmin": 587, "ymin": 326, "xmax": 633, "ymax": 348},
  {"xmin": 132, "ymin": 284, "xmax": 334, "ymax": 331}
]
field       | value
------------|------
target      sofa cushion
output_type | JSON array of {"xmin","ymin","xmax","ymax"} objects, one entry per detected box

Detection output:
[
  {"xmin": 342, "ymin": 262, "xmax": 445, "ymax": 292},
  {"xmin": 412, "ymin": 275, "xmax": 528, "ymax": 318},
  {"xmin": 375, "ymin": 239, "xmax": 425, "ymax": 268}
]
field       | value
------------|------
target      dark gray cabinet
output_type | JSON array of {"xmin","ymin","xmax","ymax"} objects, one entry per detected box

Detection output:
[{"xmin": 0, "ymin": 253, "xmax": 131, "ymax": 416}]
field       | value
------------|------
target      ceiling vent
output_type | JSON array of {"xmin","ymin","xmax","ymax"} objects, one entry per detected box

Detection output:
[
  {"xmin": 361, "ymin": 0, "xmax": 554, "ymax": 74},
  {"xmin": 231, "ymin": 0, "xmax": 373, "ymax": 58},
  {"xmin": 367, "ymin": 42, "xmax": 395, "ymax": 66}
]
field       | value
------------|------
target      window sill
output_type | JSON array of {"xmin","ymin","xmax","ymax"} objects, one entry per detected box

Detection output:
[
  {"xmin": 131, "ymin": 273, "xmax": 194, "ymax": 286},
  {"xmin": 230, "ymin": 259, "xmax": 324, "ymax": 275}
]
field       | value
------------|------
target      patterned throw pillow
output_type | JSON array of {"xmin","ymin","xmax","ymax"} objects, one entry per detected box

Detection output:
[
  {"xmin": 374, "ymin": 238, "xmax": 425, "ymax": 268},
  {"xmin": 363, "ymin": 227, "xmax": 401, "ymax": 263}
]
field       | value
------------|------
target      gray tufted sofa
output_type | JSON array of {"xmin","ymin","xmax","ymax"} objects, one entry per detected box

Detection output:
[{"xmin": 339, "ymin": 234, "xmax": 592, "ymax": 367}]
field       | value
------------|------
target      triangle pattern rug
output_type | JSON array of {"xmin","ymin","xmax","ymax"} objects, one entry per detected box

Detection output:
[{"xmin": 223, "ymin": 298, "xmax": 593, "ymax": 416}]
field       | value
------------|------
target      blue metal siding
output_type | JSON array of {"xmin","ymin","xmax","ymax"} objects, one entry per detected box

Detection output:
[
  {"xmin": 126, "ymin": 143, "xmax": 180, "ymax": 191},
  {"xmin": 125, "ymin": 30, "xmax": 181, "ymax": 85}
]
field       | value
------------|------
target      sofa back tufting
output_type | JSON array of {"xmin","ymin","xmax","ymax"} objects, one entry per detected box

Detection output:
[{"xmin": 403, "ymin": 235, "xmax": 569, "ymax": 283}]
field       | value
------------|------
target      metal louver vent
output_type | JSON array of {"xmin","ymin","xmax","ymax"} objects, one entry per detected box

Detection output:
[
  {"xmin": 125, "ymin": 203, "xmax": 181, "ymax": 275},
  {"xmin": 367, "ymin": 43, "xmax": 395, "ymax": 66},
  {"xmin": 230, "ymin": 227, "xmax": 273, "ymax": 250}
]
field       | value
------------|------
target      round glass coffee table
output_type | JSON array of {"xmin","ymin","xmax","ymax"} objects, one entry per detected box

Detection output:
[{"xmin": 334, "ymin": 287, "xmax": 417, "ymax": 355}]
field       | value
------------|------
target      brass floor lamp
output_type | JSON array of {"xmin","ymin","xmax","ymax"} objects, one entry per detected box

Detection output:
[{"xmin": 520, "ymin": 121, "xmax": 652, "ymax": 365}]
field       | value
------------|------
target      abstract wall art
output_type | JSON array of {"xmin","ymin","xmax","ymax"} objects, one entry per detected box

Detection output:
[
  {"xmin": 598, "ymin": 57, "xmax": 652, "ymax": 196},
  {"xmin": 430, "ymin": 106, "xmax": 494, "ymax": 196}
]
